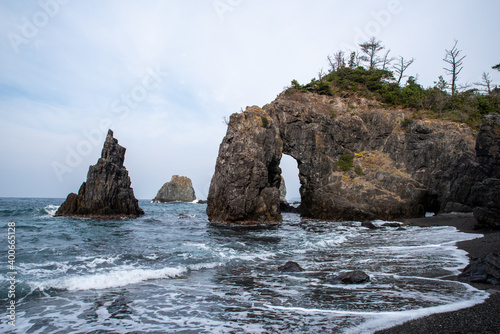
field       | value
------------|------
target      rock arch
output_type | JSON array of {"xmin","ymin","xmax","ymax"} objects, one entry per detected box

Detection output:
[{"xmin": 207, "ymin": 92, "xmax": 499, "ymax": 226}]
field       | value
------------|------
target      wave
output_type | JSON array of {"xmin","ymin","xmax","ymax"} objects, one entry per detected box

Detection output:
[
  {"xmin": 40, "ymin": 205, "xmax": 59, "ymax": 217},
  {"xmin": 31, "ymin": 266, "xmax": 187, "ymax": 291},
  {"xmin": 28, "ymin": 260, "xmax": 227, "ymax": 292}
]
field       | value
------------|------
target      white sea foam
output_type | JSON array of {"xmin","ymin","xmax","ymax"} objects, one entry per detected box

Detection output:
[
  {"xmin": 348, "ymin": 288, "xmax": 490, "ymax": 334},
  {"xmin": 264, "ymin": 285, "xmax": 489, "ymax": 334},
  {"xmin": 32, "ymin": 266, "xmax": 187, "ymax": 291},
  {"xmin": 314, "ymin": 235, "xmax": 348, "ymax": 248},
  {"xmin": 42, "ymin": 204, "xmax": 59, "ymax": 217}
]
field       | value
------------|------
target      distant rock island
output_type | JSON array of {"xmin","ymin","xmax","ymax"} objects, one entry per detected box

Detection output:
[
  {"xmin": 207, "ymin": 92, "xmax": 500, "ymax": 227},
  {"xmin": 55, "ymin": 130, "xmax": 144, "ymax": 218},
  {"xmin": 153, "ymin": 175, "xmax": 196, "ymax": 203}
]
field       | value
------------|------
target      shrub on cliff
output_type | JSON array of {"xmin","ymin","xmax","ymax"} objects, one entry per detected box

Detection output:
[{"xmin": 335, "ymin": 154, "xmax": 354, "ymax": 172}]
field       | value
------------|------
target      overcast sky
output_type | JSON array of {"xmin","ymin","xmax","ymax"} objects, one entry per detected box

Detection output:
[{"xmin": 1, "ymin": 0, "xmax": 499, "ymax": 200}]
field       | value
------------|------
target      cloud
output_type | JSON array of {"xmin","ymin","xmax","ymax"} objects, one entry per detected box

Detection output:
[{"xmin": 1, "ymin": 0, "xmax": 500, "ymax": 198}]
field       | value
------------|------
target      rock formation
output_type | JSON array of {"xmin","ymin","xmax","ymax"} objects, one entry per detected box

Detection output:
[
  {"xmin": 55, "ymin": 130, "xmax": 144, "ymax": 218},
  {"xmin": 278, "ymin": 261, "xmax": 304, "ymax": 272},
  {"xmin": 207, "ymin": 90, "xmax": 500, "ymax": 226},
  {"xmin": 279, "ymin": 175, "xmax": 287, "ymax": 202},
  {"xmin": 153, "ymin": 175, "xmax": 196, "ymax": 203},
  {"xmin": 207, "ymin": 106, "xmax": 282, "ymax": 224},
  {"xmin": 459, "ymin": 249, "xmax": 500, "ymax": 285},
  {"xmin": 329, "ymin": 270, "xmax": 370, "ymax": 284},
  {"xmin": 470, "ymin": 114, "xmax": 500, "ymax": 227}
]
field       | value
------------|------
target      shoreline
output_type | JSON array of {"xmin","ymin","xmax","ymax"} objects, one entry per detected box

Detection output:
[{"xmin": 376, "ymin": 213, "xmax": 500, "ymax": 334}]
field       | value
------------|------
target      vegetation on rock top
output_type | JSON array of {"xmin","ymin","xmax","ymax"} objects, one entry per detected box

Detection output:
[{"xmin": 287, "ymin": 38, "xmax": 499, "ymax": 129}]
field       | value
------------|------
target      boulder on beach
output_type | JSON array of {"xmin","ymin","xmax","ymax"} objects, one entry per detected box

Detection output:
[
  {"xmin": 153, "ymin": 175, "xmax": 196, "ymax": 203},
  {"xmin": 458, "ymin": 249, "xmax": 500, "ymax": 285},
  {"xmin": 55, "ymin": 129, "xmax": 144, "ymax": 218}
]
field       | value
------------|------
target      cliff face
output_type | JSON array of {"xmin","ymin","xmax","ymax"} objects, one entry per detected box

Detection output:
[
  {"xmin": 207, "ymin": 91, "xmax": 499, "ymax": 226},
  {"xmin": 471, "ymin": 114, "xmax": 500, "ymax": 227},
  {"xmin": 55, "ymin": 130, "xmax": 144, "ymax": 218},
  {"xmin": 264, "ymin": 91, "xmax": 480, "ymax": 220},
  {"xmin": 207, "ymin": 106, "xmax": 282, "ymax": 224},
  {"xmin": 153, "ymin": 175, "xmax": 196, "ymax": 203}
]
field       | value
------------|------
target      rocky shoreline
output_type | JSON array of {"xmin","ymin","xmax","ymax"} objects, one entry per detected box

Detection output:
[{"xmin": 376, "ymin": 213, "xmax": 500, "ymax": 334}]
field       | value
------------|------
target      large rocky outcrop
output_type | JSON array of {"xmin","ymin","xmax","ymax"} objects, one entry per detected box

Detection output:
[
  {"xmin": 471, "ymin": 114, "xmax": 500, "ymax": 227},
  {"xmin": 153, "ymin": 175, "xmax": 196, "ymax": 203},
  {"xmin": 207, "ymin": 90, "xmax": 500, "ymax": 225},
  {"xmin": 207, "ymin": 106, "xmax": 282, "ymax": 224},
  {"xmin": 55, "ymin": 130, "xmax": 144, "ymax": 218}
]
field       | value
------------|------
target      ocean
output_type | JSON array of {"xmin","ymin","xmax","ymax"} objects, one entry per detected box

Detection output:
[{"xmin": 0, "ymin": 197, "xmax": 489, "ymax": 333}]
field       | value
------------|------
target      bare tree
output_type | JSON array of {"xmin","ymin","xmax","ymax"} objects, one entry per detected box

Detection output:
[
  {"xmin": 327, "ymin": 55, "xmax": 336, "ymax": 72},
  {"xmin": 393, "ymin": 56, "xmax": 415, "ymax": 85},
  {"xmin": 359, "ymin": 37, "xmax": 384, "ymax": 70},
  {"xmin": 381, "ymin": 49, "xmax": 395, "ymax": 71},
  {"xmin": 327, "ymin": 51, "xmax": 346, "ymax": 73},
  {"xmin": 475, "ymin": 72, "xmax": 493, "ymax": 94},
  {"xmin": 318, "ymin": 68, "xmax": 326, "ymax": 81},
  {"xmin": 443, "ymin": 40, "xmax": 466, "ymax": 95},
  {"xmin": 334, "ymin": 50, "xmax": 345, "ymax": 70}
]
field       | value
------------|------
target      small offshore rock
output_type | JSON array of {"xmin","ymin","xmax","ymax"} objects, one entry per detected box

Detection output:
[
  {"xmin": 382, "ymin": 222, "xmax": 402, "ymax": 228},
  {"xmin": 153, "ymin": 175, "xmax": 196, "ymax": 203},
  {"xmin": 329, "ymin": 270, "xmax": 370, "ymax": 284},
  {"xmin": 278, "ymin": 261, "xmax": 304, "ymax": 272},
  {"xmin": 361, "ymin": 221, "xmax": 383, "ymax": 230},
  {"xmin": 280, "ymin": 201, "xmax": 301, "ymax": 214}
]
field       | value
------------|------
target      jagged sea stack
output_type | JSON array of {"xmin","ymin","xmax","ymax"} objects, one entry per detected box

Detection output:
[
  {"xmin": 55, "ymin": 130, "xmax": 144, "ymax": 218},
  {"xmin": 207, "ymin": 106, "xmax": 283, "ymax": 225},
  {"xmin": 153, "ymin": 175, "xmax": 196, "ymax": 203}
]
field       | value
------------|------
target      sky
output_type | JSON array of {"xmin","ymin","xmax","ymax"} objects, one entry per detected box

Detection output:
[{"xmin": 1, "ymin": 0, "xmax": 499, "ymax": 200}]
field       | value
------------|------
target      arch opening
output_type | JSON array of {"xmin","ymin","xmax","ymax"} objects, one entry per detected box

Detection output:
[{"xmin": 279, "ymin": 154, "xmax": 301, "ymax": 203}]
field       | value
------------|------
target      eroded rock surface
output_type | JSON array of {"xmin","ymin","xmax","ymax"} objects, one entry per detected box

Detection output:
[
  {"xmin": 207, "ymin": 106, "xmax": 283, "ymax": 224},
  {"xmin": 153, "ymin": 175, "xmax": 196, "ymax": 203},
  {"xmin": 471, "ymin": 114, "xmax": 500, "ymax": 227},
  {"xmin": 459, "ymin": 249, "xmax": 500, "ymax": 284},
  {"xmin": 207, "ymin": 90, "xmax": 500, "ymax": 226},
  {"xmin": 329, "ymin": 270, "xmax": 370, "ymax": 284},
  {"xmin": 55, "ymin": 130, "xmax": 144, "ymax": 218}
]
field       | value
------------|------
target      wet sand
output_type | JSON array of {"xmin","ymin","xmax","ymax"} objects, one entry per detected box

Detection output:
[{"xmin": 376, "ymin": 213, "xmax": 500, "ymax": 334}]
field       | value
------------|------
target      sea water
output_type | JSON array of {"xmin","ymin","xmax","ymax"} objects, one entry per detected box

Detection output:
[{"xmin": 0, "ymin": 198, "xmax": 489, "ymax": 333}]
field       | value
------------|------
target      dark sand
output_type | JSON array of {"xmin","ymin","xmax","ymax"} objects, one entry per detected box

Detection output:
[{"xmin": 376, "ymin": 213, "xmax": 500, "ymax": 334}]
